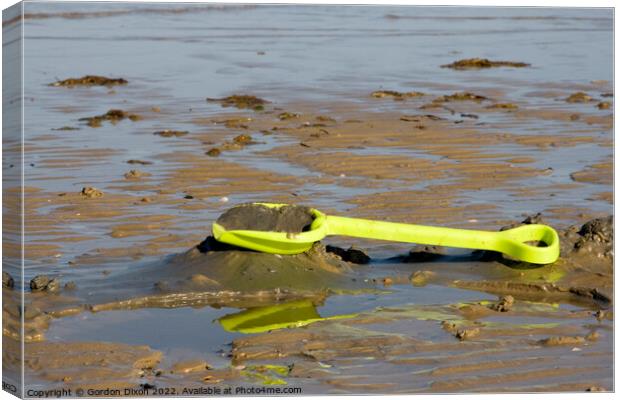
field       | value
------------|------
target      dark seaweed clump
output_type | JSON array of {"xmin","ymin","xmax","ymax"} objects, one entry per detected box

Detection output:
[
  {"xmin": 206, "ymin": 95, "xmax": 268, "ymax": 110},
  {"xmin": 434, "ymin": 92, "xmax": 489, "ymax": 103},
  {"xmin": 79, "ymin": 109, "xmax": 142, "ymax": 127},
  {"xmin": 50, "ymin": 75, "xmax": 128, "ymax": 87},
  {"xmin": 371, "ymin": 90, "xmax": 425, "ymax": 100},
  {"xmin": 441, "ymin": 58, "xmax": 530, "ymax": 70}
]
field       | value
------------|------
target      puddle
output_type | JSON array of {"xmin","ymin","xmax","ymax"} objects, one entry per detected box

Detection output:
[{"xmin": 45, "ymin": 283, "xmax": 496, "ymax": 362}]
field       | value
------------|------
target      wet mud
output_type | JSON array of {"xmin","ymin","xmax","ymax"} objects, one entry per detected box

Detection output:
[{"xmin": 216, "ymin": 203, "xmax": 314, "ymax": 233}]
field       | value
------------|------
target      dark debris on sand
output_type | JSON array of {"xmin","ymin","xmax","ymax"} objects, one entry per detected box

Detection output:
[
  {"xmin": 565, "ymin": 92, "xmax": 594, "ymax": 103},
  {"xmin": 79, "ymin": 109, "xmax": 142, "ymax": 127},
  {"xmin": 572, "ymin": 216, "xmax": 614, "ymax": 259},
  {"xmin": 371, "ymin": 90, "xmax": 425, "ymax": 100},
  {"xmin": 50, "ymin": 75, "xmax": 128, "ymax": 87},
  {"xmin": 402, "ymin": 245, "xmax": 446, "ymax": 262},
  {"xmin": 434, "ymin": 92, "xmax": 489, "ymax": 103},
  {"xmin": 326, "ymin": 245, "xmax": 371, "ymax": 264},
  {"xmin": 30, "ymin": 275, "xmax": 60, "ymax": 293},
  {"xmin": 153, "ymin": 130, "xmax": 188, "ymax": 138},
  {"xmin": 3, "ymin": 271, "xmax": 14, "ymax": 289},
  {"xmin": 207, "ymin": 95, "xmax": 268, "ymax": 110},
  {"xmin": 441, "ymin": 58, "xmax": 530, "ymax": 70}
]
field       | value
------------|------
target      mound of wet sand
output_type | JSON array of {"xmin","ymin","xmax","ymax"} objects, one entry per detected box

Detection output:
[
  {"xmin": 564, "ymin": 215, "xmax": 614, "ymax": 263},
  {"xmin": 141, "ymin": 239, "xmax": 368, "ymax": 298},
  {"xmin": 59, "ymin": 236, "xmax": 374, "ymax": 314},
  {"xmin": 453, "ymin": 214, "xmax": 613, "ymax": 306},
  {"xmin": 216, "ymin": 203, "xmax": 315, "ymax": 233}
]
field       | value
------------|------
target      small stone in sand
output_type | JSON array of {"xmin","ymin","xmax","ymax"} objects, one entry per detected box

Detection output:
[
  {"xmin": 30, "ymin": 275, "xmax": 60, "ymax": 293},
  {"xmin": 455, "ymin": 327, "xmax": 480, "ymax": 341},
  {"xmin": 565, "ymin": 92, "xmax": 593, "ymax": 103},
  {"xmin": 233, "ymin": 134, "xmax": 254, "ymax": 144},
  {"xmin": 597, "ymin": 101, "xmax": 611, "ymax": 110},
  {"xmin": 80, "ymin": 187, "xmax": 103, "ymax": 199},
  {"xmin": 124, "ymin": 169, "xmax": 150, "ymax": 179},
  {"xmin": 3, "ymin": 272, "xmax": 14, "ymax": 289},
  {"xmin": 278, "ymin": 112, "xmax": 299, "ymax": 120},
  {"xmin": 206, "ymin": 148, "xmax": 221, "ymax": 157},
  {"xmin": 325, "ymin": 245, "xmax": 371, "ymax": 264},
  {"xmin": 153, "ymin": 130, "xmax": 189, "ymax": 138},
  {"xmin": 489, "ymin": 295, "xmax": 514, "ymax": 312}
]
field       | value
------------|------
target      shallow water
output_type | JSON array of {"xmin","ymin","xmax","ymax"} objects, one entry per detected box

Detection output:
[
  {"xmin": 45, "ymin": 284, "xmax": 496, "ymax": 363},
  {"xmin": 5, "ymin": 2, "xmax": 613, "ymax": 394}
]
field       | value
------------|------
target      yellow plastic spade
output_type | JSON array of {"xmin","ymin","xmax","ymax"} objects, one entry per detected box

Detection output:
[{"xmin": 212, "ymin": 203, "xmax": 560, "ymax": 264}]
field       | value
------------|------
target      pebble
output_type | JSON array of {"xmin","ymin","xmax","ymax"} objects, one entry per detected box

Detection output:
[
  {"xmin": 206, "ymin": 148, "xmax": 221, "ymax": 157},
  {"xmin": 3, "ymin": 272, "xmax": 14, "ymax": 289},
  {"xmin": 30, "ymin": 275, "xmax": 51, "ymax": 291},
  {"xmin": 597, "ymin": 101, "xmax": 611, "ymax": 110},
  {"xmin": 30, "ymin": 275, "xmax": 60, "ymax": 293},
  {"xmin": 80, "ymin": 187, "xmax": 103, "ymax": 199},
  {"xmin": 489, "ymin": 295, "xmax": 514, "ymax": 312},
  {"xmin": 409, "ymin": 270, "xmax": 436, "ymax": 287}
]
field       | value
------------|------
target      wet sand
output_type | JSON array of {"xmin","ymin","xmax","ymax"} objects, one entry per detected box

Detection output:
[{"xmin": 2, "ymin": 3, "xmax": 613, "ymax": 395}]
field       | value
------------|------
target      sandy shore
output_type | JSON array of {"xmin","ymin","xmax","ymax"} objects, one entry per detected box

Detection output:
[
  {"xmin": 3, "ymin": 80, "xmax": 614, "ymax": 393},
  {"xmin": 1, "ymin": 4, "xmax": 613, "ymax": 394}
]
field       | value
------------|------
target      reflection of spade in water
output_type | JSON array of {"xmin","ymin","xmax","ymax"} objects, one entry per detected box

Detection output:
[{"xmin": 218, "ymin": 299, "xmax": 357, "ymax": 334}]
